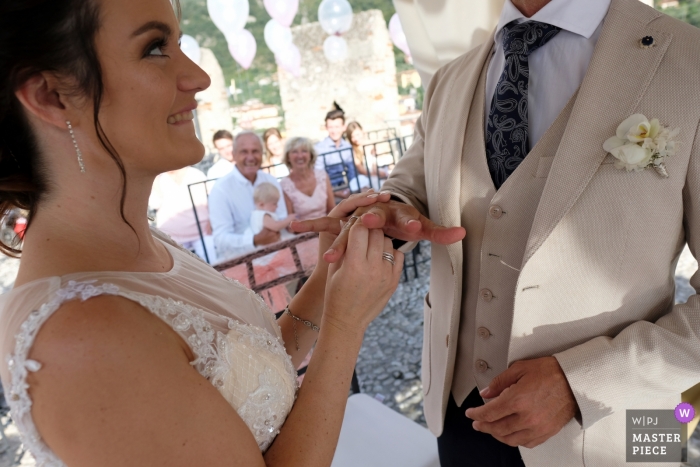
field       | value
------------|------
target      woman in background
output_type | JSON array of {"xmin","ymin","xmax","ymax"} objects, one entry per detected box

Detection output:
[
  {"xmin": 346, "ymin": 121, "xmax": 388, "ymax": 190},
  {"xmin": 263, "ymin": 128, "xmax": 289, "ymax": 178},
  {"xmin": 149, "ymin": 166, "xmax": 214, "ymax": 261},
  {"xmin": 280, "ymin": 137, "xmax": 335, "ymax": 221}
]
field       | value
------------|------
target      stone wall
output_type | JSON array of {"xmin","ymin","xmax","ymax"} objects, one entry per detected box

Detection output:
[
  {"xmin": 279, "ymin": 10, "xmax": 400, "ymax": 141},
  {"xmin": 195, "ymin": 47, "xmax": 233, "ymax": 155}
]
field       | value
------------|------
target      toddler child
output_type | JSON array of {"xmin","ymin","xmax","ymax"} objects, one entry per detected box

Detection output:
[{"xmin": 248, "ymin": 182, "xmax": 296, "ymax": 236}]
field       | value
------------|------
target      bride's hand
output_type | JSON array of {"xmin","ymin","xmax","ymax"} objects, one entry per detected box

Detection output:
[
  {"xmin": 323, "ymin": 219, "xmax": 404, "ymax": 332},
  {"xmin": 289, "ymin": 190, "xmax": 392, "ymax": 265}
]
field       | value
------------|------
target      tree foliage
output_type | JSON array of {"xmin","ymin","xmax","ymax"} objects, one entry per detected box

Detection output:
[{"xmin": 657, "ymin": 0, "xmax": 700, "ymax": 28}]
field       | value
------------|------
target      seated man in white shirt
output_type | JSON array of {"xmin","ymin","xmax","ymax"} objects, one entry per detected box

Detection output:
[
  {"xmin": 206, "ymin": 129, "xmax": 235, "ymax": 180},
  {"xmin": 209, "ymin": 131, "xmax": 288, "ymax": 260}
]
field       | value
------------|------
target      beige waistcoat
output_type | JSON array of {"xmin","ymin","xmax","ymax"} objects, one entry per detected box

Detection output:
[{"xmin": 451, "ymin": 53, "xmax": 579, "ymax": 402}]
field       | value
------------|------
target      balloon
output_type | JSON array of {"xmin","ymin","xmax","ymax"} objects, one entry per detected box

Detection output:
[
  {"xmin": 264, "ymin": 19, "xmax": 293, "ymax": 55},
  {"xmin": 275, "ymin": 43, "xmax": 301, "ymax": 77},
  {"xmin": 227, "ymin": 29, "xmax": 257, "ymax": 69},
  {"xmin": 323, "ymin": 35, "xmax": 347, "ymax": 62},
  {"xmin": 180, "ymin": 35, "xmax": 201, "ymax": 64},
  {"xmin": 207, "ymin": 0, "xmax": 249, "ymax": 34},
  {"xmin": 263, "ymin": 0, "xmax": 298, "ymax": 27},
  {"xmin": 388, "ymin": 13, "xmax": 411, "ymax": 57},
  {"xmin": 317, "ymin": 0, "xmax": 353, "ymax": 35}
]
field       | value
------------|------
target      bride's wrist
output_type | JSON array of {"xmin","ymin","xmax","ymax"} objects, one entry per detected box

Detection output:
[{"xmin": 321, "ymin": 312, "xmax": 368, "ymax": 339}]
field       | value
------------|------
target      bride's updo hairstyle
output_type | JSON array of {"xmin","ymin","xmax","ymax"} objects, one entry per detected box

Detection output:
[
  {"xmin": 0, "ymin": 0, "xmax": 180, "ymax": 258},
  {"xmin": 0, "ymin": 0, "xmax": 103, "ymax": 257}
]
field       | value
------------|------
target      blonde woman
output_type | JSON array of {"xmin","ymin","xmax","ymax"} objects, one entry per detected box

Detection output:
[{"xmin": 280, "ymin": 137, "xmax": 335, "ymax": 221}]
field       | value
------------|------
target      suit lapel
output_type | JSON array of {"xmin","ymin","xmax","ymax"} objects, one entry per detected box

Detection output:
[
  {"xmin": 522, "ymin": 0, "xmax": 670, "ymax": 266},
  {"xmin": 434, "ymin": 37, "xmax": 494, "ymax": 259}
]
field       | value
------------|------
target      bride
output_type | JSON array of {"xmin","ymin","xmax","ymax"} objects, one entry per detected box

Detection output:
[{"xmin": 0, "ymin": 0, "xmax": 403, "ymax": 465}]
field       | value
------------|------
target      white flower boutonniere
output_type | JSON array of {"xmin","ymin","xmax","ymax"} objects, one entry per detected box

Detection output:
[{"xmin": 603, "ymin": 114, "xmax": 680, "ymax": 178}]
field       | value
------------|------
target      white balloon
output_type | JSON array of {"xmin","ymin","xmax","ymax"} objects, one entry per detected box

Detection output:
[
  {"xmin": 207, "ymin": 0, "xmax": 249, "ymax": 34},
  {"xmin": 317, "ymin": 0, "xmax": 353, "ymax": 35},
  {"xmin": 276, "ymin": 43, "xmax": 301, "ymax": 77},
  {"xmin": 323, "ymin": 35, "xmax": 347, "ymax": 62},
  {"xmin": 264, "ymin": 19, "xmax": 293, "ymax": 55},
  {"xmin": 227, "ymin": 29, "xmax": 257, "ymax": 69},
  {"xmin": 180, "ymin": 35, "xmax": 201, "ymax": 64},
  {"xmin": 264, "ymin": 0, "xmax": 299, "ymax": 28},
  {"xmin": 388, "ymin": 13, "xmax": 411, "ymax": 57}
]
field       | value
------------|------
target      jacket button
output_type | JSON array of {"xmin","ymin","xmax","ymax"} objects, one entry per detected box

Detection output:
[
  {"xmin": 475, "ymin": 360, "xmax": 489, "ymax": 373},
  {"xmin": 489, "ymin": 205, "xmax": 503, "ymax": 219},
  {"xmin": 480, "ymin": 289, "xmax": 493, "ymax": 302},
  {"xmin": 477, "ymin": 327, "xmax": 491, "ymax": 339}
]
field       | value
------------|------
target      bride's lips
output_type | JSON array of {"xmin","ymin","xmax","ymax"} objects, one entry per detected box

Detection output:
[{"xmin": 167, "ymin": 105, "xmax": 197, "ymax": 125}]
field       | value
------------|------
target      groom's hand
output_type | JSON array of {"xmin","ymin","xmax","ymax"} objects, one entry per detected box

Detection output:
[
  {"xmin": 465, "ymin": 357, "xmax": 579, "ymax": 449},
  {"xmin": 290, "ymin": 196, "xmax": 465, "ymax": 263}
]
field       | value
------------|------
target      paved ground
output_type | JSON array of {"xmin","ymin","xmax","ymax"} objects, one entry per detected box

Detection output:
[{"xmin": 0, "ymin": 245, "xmax": 699, "ymax": 465}]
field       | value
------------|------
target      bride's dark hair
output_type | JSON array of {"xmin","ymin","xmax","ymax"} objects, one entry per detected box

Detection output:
[{"xmin": 0, "ymin": 0, "xmax": 180, "ymax": 258}]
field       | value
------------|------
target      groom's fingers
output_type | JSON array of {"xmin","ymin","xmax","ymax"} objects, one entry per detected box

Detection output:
[{"xmin": 466, "ymin": 395, "xmax": 517, "ymax": 427}]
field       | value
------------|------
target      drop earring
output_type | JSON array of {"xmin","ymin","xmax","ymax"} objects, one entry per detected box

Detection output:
[{"xmin": 66, "ymin": 120, "xmax": 86, "ymax": 173}]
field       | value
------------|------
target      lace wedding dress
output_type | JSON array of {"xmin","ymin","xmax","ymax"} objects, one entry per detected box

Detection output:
[{"xmin": 0, "ymin": 229, "xmax": 298, "ymax": 466}]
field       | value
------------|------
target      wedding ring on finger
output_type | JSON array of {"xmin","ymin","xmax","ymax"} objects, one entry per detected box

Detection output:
[
  {"xmin": 382, "ymin": 252, "xmax": 395, "ymax": 266},
  {"xmin": 343, "ymin": 215, "xmax": 361, "ymax": 231}
]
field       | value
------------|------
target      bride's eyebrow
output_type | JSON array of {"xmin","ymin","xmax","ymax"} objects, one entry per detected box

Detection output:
[{"xmin": 131, "ymin": 20, "xmax": 175, "ymax": 38}]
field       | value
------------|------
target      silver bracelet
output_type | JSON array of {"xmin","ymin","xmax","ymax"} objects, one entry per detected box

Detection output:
[{"xmin": 284, "ymin": 305, "xmax": 320, "ymax": 351}]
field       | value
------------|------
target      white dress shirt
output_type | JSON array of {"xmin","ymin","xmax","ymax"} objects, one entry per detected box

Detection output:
[
  {"xmin": 206, "ymin": 158, "xmax": 234, "ymax": 180},
  {"xmin": 485, "ymin": 0, "xmax": 611, "ymax": 148},
  {"xmin": 209, "ymin": 165, "xmax": 288, "ymax": 259}
]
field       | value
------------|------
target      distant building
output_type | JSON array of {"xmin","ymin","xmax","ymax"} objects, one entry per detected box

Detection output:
[
  {"xmin": 658, "ymin": 1, "xmax": 679, "ymax": 8},
  {"xmin": 397, "ymin": 69, "xmax": 422, "ymax": 89}
]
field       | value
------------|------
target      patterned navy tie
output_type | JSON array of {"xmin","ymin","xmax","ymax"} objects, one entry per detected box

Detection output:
[{"xmin": 485, "ymin": 21, "xmax": 561, "ymax": 189}]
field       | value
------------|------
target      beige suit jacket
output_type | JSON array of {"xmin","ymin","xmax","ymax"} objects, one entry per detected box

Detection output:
[{"xmin": 382, "ymin": 0, "xmax": 700, "ymax": 465}]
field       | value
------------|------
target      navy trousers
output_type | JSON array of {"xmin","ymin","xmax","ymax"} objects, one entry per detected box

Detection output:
[{"xmin": 437, "ymin": 388, "xmax": 526, "ymax": 467}]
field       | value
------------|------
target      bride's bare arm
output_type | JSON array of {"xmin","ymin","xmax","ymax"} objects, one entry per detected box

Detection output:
[
  {"xmin": 277, "ymin": 190, "xmax": 392, "ymax": 368},
  {"xmin": 29, "ymin": 296, "xmax": 267, "ymax": 467},
  {"xmin": 265, "ymin": 226, "xmax": 404, "ymax": 467},
  {"xmin": 28, "ymin": 215, "xmax": 402, "ymax": 467}
]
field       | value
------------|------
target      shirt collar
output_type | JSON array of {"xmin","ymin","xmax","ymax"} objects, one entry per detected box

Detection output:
[
  {"xmin": 231, "ymin": 164, "xmax": 262, "ymax": 186},
  {"xmin": 495, "ymin": 0, "xmax": 611, "ymax": 40}
]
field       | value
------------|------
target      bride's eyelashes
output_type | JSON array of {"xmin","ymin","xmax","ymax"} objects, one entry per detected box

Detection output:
[{"xmin": 143, "ymin": 36, "xmax": 171, "ymax": 58}]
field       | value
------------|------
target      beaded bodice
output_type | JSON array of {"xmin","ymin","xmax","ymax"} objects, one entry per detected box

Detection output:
[{"xmin": 0, "ymin": 231, "xmax": 297, "ymax": 466}]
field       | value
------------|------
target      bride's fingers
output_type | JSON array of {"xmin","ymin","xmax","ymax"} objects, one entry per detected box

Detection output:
[
  {"xmin": 383, "ymin": 237, "xmax": 404, "ymax": 280},
  {"xmin": 367, "ymin": 228, "xmax": 385, "ymax": 262},
  {"xmin": 329, "ymin": 190, "xmax": 392, "ymax": 218},
  {"xmin": 323, "ymin": 215, "xmax": 358, "ymax": 263},
  {"xmin": 345, "ymin": 217, "xmax": 369, "ymax": 268}
]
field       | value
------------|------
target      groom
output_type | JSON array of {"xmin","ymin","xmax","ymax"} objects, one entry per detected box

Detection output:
[{"xmin": 296, "ymin": 0, "xmax": 700, "ymax": 465}]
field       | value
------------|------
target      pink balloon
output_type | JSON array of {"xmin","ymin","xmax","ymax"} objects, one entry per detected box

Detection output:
[
  {"xmin": 275, "ymin": 43, "xmax": 301, "ymax": 77},
  {"xmin": 227, "ymin": 29, "xmax": 257, "ymax": 70},
  {"xmin": 264, "ymin": 0, "xmax": 299, "ymax": 28},
  {"xmin": 389, "ymin": 13, "xmax": 411, "ymax": 57}
]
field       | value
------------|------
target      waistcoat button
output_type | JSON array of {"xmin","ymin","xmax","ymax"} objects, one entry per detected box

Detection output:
[
  {"xmin": 480, "ymin": 289, "xmax": 494, "ymax": 302},
  {"xmin": 475, "ymin": 360, "xmax": 489, "ymax": 373},
  {"xmin": 477, "ymin": 327, "xmax": 491, "ymax": 339},
  {"xmin": 489, "ymin": 205, "xmax": 503, "ymax": 219}
]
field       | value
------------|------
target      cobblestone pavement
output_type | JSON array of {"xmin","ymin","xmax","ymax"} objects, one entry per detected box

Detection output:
[{"xmin": 0, "ymin": 245, "xmax": 699, "ymax": 466}]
